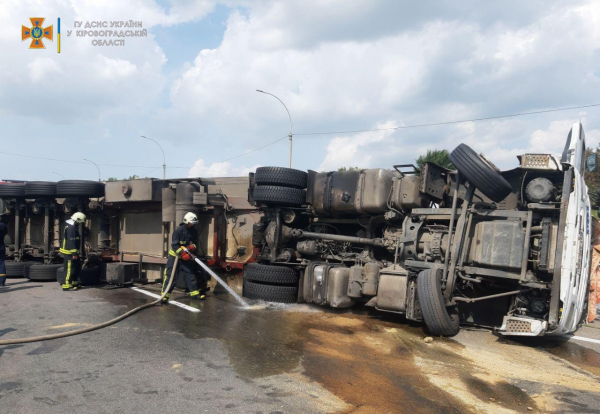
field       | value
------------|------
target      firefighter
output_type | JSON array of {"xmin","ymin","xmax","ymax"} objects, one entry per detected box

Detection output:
[
  {"xmin": 161, "ymin": 212, "xmax": 206, "ymax": 303},
  {"xmin": 60, "ymin": 212, "xmax": 85, "ymax": 291}
]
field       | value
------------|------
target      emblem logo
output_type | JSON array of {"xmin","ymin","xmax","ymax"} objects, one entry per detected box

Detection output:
[{"xmin": 22, "ymin": 18, "xmax": 53, "ymax": 49}]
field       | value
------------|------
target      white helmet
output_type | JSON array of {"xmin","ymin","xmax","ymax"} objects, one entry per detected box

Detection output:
[
  {"xmin": 183, "ymin": 212, "xmax": 198, "ymax": 224},
  {"xmin": 71, "ymin": 212, "xmax": 86, "ymax": 224}
]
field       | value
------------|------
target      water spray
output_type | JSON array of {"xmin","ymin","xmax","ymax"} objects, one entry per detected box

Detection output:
[{"xmin": 185, "ymin": 248, "xmax": 249, "ymax": 308}]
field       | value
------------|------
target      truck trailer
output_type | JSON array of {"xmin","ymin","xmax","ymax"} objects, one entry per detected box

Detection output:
[{"xmin": 0, "ymin": 176, "xmax": 258, "ymax": 289}]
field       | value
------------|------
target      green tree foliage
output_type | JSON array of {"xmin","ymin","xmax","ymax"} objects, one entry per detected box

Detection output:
[
  {"xmin": 337, "ymin": 166, "xmax": 361, "ymax": 172},
  {"xmin": 585, "ymin": 146, "xmax": 600, "ymax": 209},
  {"xmin": 416, "ymin": 149, "xmax": 454, "ymax": 171},
  {"xmin": 107, "ymin": 175, "xmax": 142, "ymax": 181}
]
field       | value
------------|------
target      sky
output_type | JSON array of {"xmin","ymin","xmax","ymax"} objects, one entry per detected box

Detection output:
[{"xmin": 2, "ymin": 0, "xmax": 600, "ymax": 181}]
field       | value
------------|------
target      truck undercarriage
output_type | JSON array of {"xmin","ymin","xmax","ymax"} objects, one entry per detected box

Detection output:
[{"xmin": 245, "ymin": 122, "xmax": 594, "ymax": 337}]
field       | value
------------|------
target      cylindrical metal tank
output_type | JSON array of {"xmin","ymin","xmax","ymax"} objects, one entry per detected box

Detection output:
[
  {"xmin": 309, "ymin": 169, "xmax": 398, "ymax": 216},
  {"xmin": 162, "ymin": 187, "xmax": 176, "ymax": 223},
  {"xmin": 175, "ymin": 182, "xmax": 201, "ymax": 224}
]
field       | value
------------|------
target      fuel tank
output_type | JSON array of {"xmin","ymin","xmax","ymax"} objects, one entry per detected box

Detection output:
[{"xmin": 308, "ymin": 169, "xmax": 398, "ymax": 216}]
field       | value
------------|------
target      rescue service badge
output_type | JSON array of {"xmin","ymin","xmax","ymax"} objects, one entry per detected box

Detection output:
[{"xmin": 22, "ymin": 18, "xmax": 53, "ymax": 49}]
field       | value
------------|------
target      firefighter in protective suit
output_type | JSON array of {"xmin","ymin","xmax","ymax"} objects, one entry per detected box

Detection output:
[
  {"xmin": 60, "ymin": 212, "xmax": 85, "ymax": 291},
  {"xmin": 162, "ymin": 212, "xmax": 206, "ymax": 303}
]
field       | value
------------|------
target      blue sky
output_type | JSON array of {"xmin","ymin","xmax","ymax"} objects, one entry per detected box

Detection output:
[{"xmin": 2, "ymin": 1, "xmax": 600, "ymax": 181}]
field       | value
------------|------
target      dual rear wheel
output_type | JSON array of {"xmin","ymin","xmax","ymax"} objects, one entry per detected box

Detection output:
[{"xmin": 242, "ymin": 263, "xmax": 298, "ymax": 303}]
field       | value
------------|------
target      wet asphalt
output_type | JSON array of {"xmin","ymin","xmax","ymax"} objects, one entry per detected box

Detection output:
[{"xmin": 1, "ymin": 277, "xmax": 599, "ymax": 414}]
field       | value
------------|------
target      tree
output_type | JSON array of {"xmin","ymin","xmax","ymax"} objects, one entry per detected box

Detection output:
[
  {"xmin": 106, "ymin": 175, "xmax": 143, "ymax": 181},
  {"xmin": 416, "ymin": 149, "xmax": 454, "ymax": 171},
  {"xmin": 337, "ymin": 166, "xmax": 361, "ymax": 172},
  {"xmin": 585, "ymin": 146, "xmax": 600, "ymax": 211}
]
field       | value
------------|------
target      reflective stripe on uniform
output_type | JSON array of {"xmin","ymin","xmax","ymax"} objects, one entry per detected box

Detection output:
[
  {"xmin": 65, "ymin": 260, "xmax": 72, "ymax": 285},
  {"xmin": 190, "ymin": 290, "xmax": 200, "ymax": 296},
  {"xmin": 59, "ymin": 248, "xmax": 78, "ymax": 255},
  {"xmin": 161, "ymin": 268, "xmax": 168, "ymax": 293},
  {"xmin": 168, "ymin": 250, "xmax": 177, "ymax": 257}
]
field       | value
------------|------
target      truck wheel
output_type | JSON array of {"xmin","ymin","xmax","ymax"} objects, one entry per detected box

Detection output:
[
  {"xmin": 243, "ymin": 280, "xmax": 298, "ymax": 303},
  {"xmin": 5, "ymin": 261, "xmax": 26, "ymax": 278},
  {"xmin": 253, "ymin": 185, "xmax": 306, "ymax": 207},
  {"xmin": 29, "ymin": 264, "xmax": 62, "ymax": 282},
  {"xmin": 417, "ymin": 268, "xmax": 460, "ymax": 337},
  {"xmin": 244, "ymin": 263, "xmax": 298, "ymax": 285},
  {"xmin": 449, "ymin": 144, "xmax": 512, "ymax": 203},
  {"xmin": 57, "ymin": 180, "xmax": 105, "ymax": 197},
  {"xmin": 23, "ymin": 262, "xmax": 39, "ymax": 279},
  {"xmin": 0, "ymin": 183, "xmax": 25, "ymax": 198},
  {"xmin": 57, "ymin": 267, "xmax": 65, "ymax": 285},
  {"xmin": 24, "ymin": 181, "xmax": 57, "ymax": 197},
  {"xmin": 255, "ymin": 167, "xmax": 308, "ymax": 189}
]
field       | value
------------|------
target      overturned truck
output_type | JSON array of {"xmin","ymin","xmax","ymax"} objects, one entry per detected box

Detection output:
[{"xmin": 245, "ymin": 122, "xmax": 594, "ymax": 337}]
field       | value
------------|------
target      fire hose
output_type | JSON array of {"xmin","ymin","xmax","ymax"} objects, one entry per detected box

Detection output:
[{"xmin": 0, "ymin": 256, "xmax": 181, "ymax": 346}]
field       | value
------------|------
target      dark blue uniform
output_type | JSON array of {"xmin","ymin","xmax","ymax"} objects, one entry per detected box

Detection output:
[
  {"xmin": 0, "ymin": 222, "xmax": 7, "ymax": 286},
  {"xmin": 162, "ymin": 223, "xmax": 203, "ymax": 299},
  {"xmin": 59, "ymin": 221, "xmax": 81, "ymax": 290}
]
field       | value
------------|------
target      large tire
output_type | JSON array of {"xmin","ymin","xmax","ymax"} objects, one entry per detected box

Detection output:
[
  {"xmin": 57, "ymin": 180, "xmax": 104, "ymax": 197},
  {"xmin": 0, "ymin": 183, "xmax": 25, "ymax": 198},
  {"xmin": 24, "ymin": 181, "xmax": 57, "ymax": 197},
  {"xmin": 449, "ymin": 144, "xmax": 512, "ymax": 203},
  {"xmin": 29, "ymin": 264, "xmax": 62, "ymax": 281},
  {"xmin": 253, "ymin": 185, "xmax": 306, "ymax": 207},
  {"xmin": 23, "ymin": 262, "xmax": 40, "ymax": 279},
  {"xmin": 255, "ymin": 167, "xmax": 308, "ymax": 189},
  {"xmin": 57, "ymin": 266, "xmax": 65, "ymax": 284},
  {"xmin": 5, "ymin": 261, "xmax": 26, "ymax": 278},
  {"xmin": 243, "ymin": 280, "xmax": 298, "ymax": 303},
  {"xmin": 417, "ymin": 268, "xmax": 460, "ymax": 337},
  {"xmin": 244, "ymin": 263, "xmax": 298, "ymax": 285}
]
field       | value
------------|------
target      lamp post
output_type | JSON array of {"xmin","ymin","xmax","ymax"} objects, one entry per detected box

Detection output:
[
  {"xmin": 51, "ymin": 172, "xmax": 65, "ymax": 180},
  {"xmin": 256, "ymin": 89, "xmax": 293, "ymax": 168},
  {"xmin": 140, "ymin": 135, "xmax": 166, "ymax": 180},
  {"xmin": 83, "ymin": 159, "xmax": 101, "ymax": 182}
]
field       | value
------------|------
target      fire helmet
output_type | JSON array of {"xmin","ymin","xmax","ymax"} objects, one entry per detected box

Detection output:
[
  {"xmin": 71, "ymin": 212, "xmax": 86, "ymax": 224},
  {"xmin": 183, "ymin": 212, "xmax": 198, "ymax": 224}
]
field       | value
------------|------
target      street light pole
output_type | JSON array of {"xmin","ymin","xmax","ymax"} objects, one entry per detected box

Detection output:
[
  {"xmin": 140, "ymin": 135, "xmax": 166, "ymax": 180},
  {"xmin": 51, "ymin": 172, "xmax": 65, "ymax": 180},
  {"xmin": 83, "ymin": 159, "xmax": 101, "ymax": 182},
  {"xmin": 256, "ymin": 89, "xmax": 293, "ymax": 168}
]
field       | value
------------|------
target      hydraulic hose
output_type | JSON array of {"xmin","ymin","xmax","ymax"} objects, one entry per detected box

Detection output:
[{"xmin": 0, "ymin": 256, "xmax": 180, "ymax": 346}]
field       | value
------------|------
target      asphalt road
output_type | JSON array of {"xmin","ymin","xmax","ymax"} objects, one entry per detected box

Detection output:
[{"xmin": 1, "ymin": 278, "xmax": 599, "ymax": 414}]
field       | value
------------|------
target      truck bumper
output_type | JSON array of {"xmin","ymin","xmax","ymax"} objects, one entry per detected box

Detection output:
[{"xmin": 496, "ymin": 316, "xmax": 548, "ymax": 336}]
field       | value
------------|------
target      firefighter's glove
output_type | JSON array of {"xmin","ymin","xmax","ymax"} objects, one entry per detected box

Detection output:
[{"xmin": 180, "ymin": 251, "xmax": 191, "ymax": 261}]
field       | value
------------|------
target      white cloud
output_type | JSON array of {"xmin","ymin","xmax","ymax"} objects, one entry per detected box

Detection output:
[
  {"xmin": 317, "ymin": 121, "xmax": 397, "ymax": 171},
  {"xmin": 187, "ymin": 159, "xmax": 260, "ymax": 178},
  {"xmin": 97, "ymin": 55, "xmax": 138, "ymax": 79},
  {"xmin": 157, "ymin": 0, "xmax": 600, "ymax": 177},
  {"xmin": 4, "ymin": 0, "xmax": 600, "ymax": 182},
  {"xmin": 28, "ymin": 57, "xmax": 62, "ymax": 82}
]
